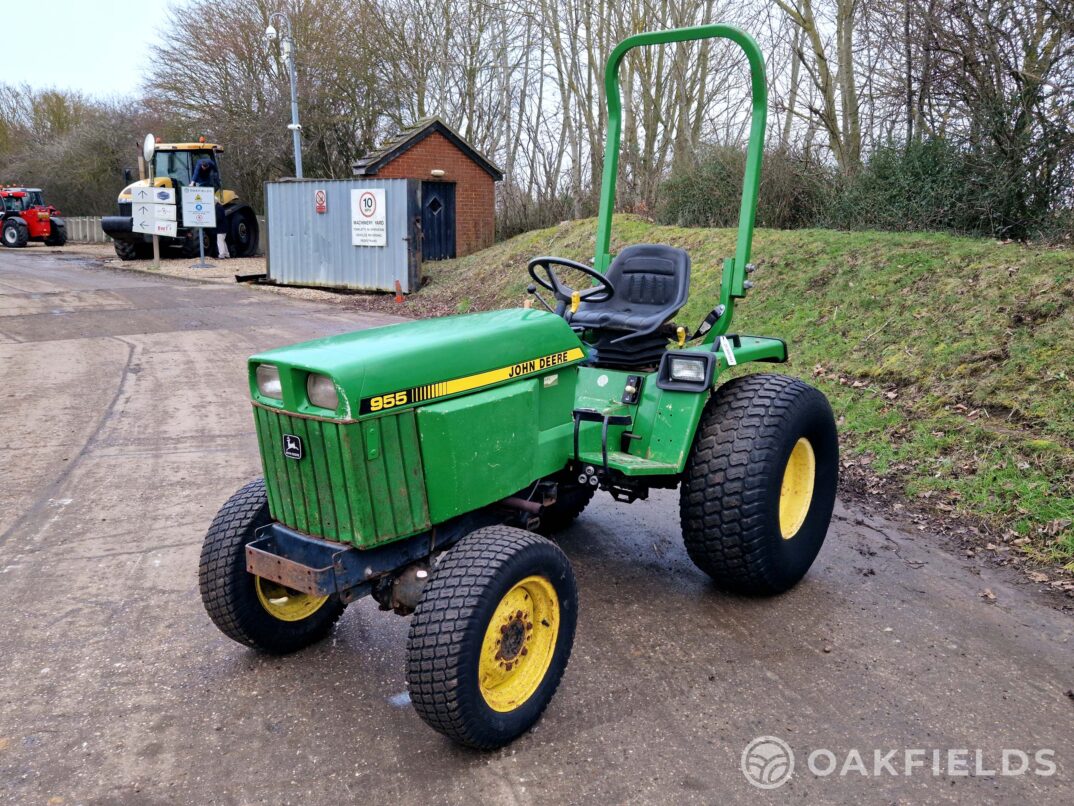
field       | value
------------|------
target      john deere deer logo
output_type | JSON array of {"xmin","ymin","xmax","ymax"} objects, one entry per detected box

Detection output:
[{"xmin": 283, "ymin": 434, "xmax": 303, "ymax": 460}]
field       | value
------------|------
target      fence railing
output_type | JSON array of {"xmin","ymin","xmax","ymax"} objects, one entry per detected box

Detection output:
[
  {"xmin": 61, "ymin": 215, "xmax": 268, "ymax": 247},
  {"xmin": 65, "ymin": 217, "xmax": 110, "ymax": 243}
]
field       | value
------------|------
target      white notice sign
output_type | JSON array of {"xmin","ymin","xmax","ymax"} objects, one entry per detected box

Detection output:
[
  {"xmin": 181, "ymin": 186, "xmax": 217, "ymax": 229},
  {"xmin": 351, "ymin": 188, "xmax": 386, "ymax": 247}
]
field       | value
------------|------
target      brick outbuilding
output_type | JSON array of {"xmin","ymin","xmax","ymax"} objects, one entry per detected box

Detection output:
[{"xmin": 352, "ymin": 118, "xmax": 502, "ymax": 259}]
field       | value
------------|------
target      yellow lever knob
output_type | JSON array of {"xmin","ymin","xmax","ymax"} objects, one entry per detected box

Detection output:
[
  {"xmin": 571, "ymin": 291, "xmax": 581, "ymax": 313},
  {"xmin": 676, "ymin": 326, "xmax": 686, "ymax": 347}
]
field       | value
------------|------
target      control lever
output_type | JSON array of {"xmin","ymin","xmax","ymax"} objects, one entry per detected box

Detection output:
[
  {"xmin": 526, "ymin": 284, "xmax": 555, "ymax": 313},
  {"xmin": 691, "ymin": 304, "xmax": 726, "ymax": 340}
]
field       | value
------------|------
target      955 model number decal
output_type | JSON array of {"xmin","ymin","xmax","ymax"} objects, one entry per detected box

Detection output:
[{"xmin": 358, "ymin": 347, "xmax": 584, "ymax": 415}]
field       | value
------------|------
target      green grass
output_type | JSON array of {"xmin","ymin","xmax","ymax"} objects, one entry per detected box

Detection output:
[{"xmin": 410, "ymin": 215, "xmax": 1074, "ymax": 569}]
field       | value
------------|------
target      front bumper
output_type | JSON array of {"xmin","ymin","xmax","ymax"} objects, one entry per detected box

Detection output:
[
  {"xmin": 101, "ymin": 215, "xmax": 137, "ymax": 242},
  {"xmin": 245, "ymin": 516, "xmax": 483, "ymax": 604},
  {"xmin": 245, "ymin": 522, "xmax": 435, "ymax": 603}
]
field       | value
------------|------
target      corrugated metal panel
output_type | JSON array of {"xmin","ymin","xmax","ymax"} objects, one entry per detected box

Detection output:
[{"xmin": 265, "ymin": 178, "xmax": 421, "ymax": 292}]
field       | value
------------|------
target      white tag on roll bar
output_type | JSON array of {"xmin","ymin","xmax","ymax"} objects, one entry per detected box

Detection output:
[{"xmin": 719, "ymin": 336, "xmax": 737, "ymax": 367}]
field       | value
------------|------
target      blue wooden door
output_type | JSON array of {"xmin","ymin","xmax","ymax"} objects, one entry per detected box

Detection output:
[{"xmin": 421, "ymin": 182, "xmax": 456, "ymax": 260}]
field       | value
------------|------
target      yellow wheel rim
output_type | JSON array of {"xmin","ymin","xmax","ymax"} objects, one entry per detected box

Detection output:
[
  {"xmin": 254, "ymin": 577, "xmax": 329, "ymax": 622},
  {"xmin": 779, "ymin": 437, "xmax": 816, "ymax": 539},
  {"xmin": 478, "ymin": 576, "xmax": 560, "ymax": 713}
]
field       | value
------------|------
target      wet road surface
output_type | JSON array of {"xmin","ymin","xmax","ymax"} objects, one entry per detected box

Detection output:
[{"xmin": 0, "ymin": 251, "xmax": 1070, "ymax": 804}]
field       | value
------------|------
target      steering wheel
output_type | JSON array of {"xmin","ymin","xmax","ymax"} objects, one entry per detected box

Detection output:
[{"xmin": 527, "ymin": 257, "xmax": 615, "ymax": 313}]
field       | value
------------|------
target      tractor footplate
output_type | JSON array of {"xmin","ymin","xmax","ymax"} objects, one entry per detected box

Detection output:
[{"xmin": 572, "ymin": 408, "xmax": 633, "ymax": 473}]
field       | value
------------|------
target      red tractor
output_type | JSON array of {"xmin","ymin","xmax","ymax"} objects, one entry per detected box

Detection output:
[{"xmin": 1, "ymin": 187, "xmax": 67, "ymax": 248}]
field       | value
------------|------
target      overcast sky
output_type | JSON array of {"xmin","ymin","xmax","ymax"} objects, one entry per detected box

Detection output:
[{"xmin": 11, "ymin": 0, "xmax": 175, "ymax": 98}]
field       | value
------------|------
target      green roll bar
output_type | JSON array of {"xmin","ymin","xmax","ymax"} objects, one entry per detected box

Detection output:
[{"xmin": 593, "ymin": 25, "xmax": 768, "ymax": 343}]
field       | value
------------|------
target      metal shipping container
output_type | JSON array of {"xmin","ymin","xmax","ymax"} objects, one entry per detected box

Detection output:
[{"xmin": 265, "ymin": 178, "xmax": 421, "ymax": 292}]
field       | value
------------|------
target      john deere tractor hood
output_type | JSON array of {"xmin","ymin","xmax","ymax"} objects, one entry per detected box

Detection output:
[{"xmin": 249, "ymin": 308, "xmax": 586, "ymax": 419}]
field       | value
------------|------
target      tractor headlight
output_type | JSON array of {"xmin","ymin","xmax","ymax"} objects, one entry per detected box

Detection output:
[
  {"xmin": 255, "ymin": 364, "xmax": 283, "ymax": 400},
  {"xmin": 669, "ymin": 356, "xmax": 707, "ymax": 383},
  {"xmin": 306, "ymin": 373, "xmax": 339, "ymax": 410},
  {"xmin": 657, "ymin": 351, "xmax": 715, "ymax": 392}
]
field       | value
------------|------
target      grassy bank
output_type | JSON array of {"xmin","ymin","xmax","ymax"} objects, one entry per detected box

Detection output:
[{"xmin": 408, "ymin": 215, "xmax": 1074, "ymax": 570}]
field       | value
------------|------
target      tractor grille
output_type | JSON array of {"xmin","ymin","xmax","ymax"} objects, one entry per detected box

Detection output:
[{"xmin": 253, "ymin": 406, "xmax": 431, "ymax": 547}]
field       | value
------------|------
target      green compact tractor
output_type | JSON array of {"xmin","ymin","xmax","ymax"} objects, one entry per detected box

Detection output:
[{"xmin": 200, "ymin": 25, "xmax": 838, "ymax": 749}]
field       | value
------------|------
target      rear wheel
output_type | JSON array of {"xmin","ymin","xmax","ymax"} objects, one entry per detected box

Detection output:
[
  {"xmin": 406, "ymin": 526, "xmax": 577, "ymax": 749},
  {"xmin": 679, "ymin": 374, "xmax": 838, "ymax": 595},
  {"xmin": 227, "ymin": 207, "xmax": 259, "ymax": 257},
  {"xmin": 2, "ymin": 219, "xmax": 28, "ymax": 248},
  {"xmin": 538, "ymin": 475, "xmax": 595, "ymax": 534},
  {"xmin": 198, "ymin": 478, "xmax": 345, "ymax": 653}
]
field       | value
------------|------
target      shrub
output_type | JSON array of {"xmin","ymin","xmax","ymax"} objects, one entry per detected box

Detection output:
[
  {"xmin": 823, "ymin": 139, "xmax": 980, "ymax": 233},
  {"xmin": 657, "ymin": 146, "xmax": 831, "ymax": 230}
]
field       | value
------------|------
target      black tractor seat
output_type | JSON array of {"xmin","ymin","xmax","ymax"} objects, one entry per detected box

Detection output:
[{"xmin": 571, "ymin": 243, "xmax": 691, "ymax": 367}]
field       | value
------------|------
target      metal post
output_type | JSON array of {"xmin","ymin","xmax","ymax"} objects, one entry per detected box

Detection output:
[
  {"xmin": 195, "ymin": 228, "xmax": 214, "ymax": 269},
  {"xmin": 148, "ymin": 163, "xmax": 160, "ymax": 269},
  {"xmin": 287, "ymin": 44, "xmax": 303, "ymax": 178},
  {"xmin": 268, "ymin": 12, "xmax": 302, "ymax": 178}
]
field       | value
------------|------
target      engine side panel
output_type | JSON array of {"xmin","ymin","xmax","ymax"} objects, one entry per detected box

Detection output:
[{"xmin": 417, "ymin": 374, "xmax": 575, "ymax": 522}]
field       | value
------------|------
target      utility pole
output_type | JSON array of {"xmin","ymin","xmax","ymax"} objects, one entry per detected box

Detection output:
[{"xmin": 266, "ymin": 11, "xmax": 303, "ymax": 178}]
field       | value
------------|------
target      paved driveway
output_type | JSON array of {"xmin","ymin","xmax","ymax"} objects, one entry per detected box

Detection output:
[{"xmin": 0, "ymin": 251, "xmax": 1070, "ymax": 804}]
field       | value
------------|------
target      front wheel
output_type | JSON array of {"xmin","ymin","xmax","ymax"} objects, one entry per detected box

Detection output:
[
  {"xmin": 406, "ymin": 526, "xmax": 577, "ymax": 749},
  {"xmin": 679, "ymin": 374, "xmax": 838, "ymax": 595},
  {"xmin": 113, "ymin": 240, "xmax": 150, "ymax": 260},
  {"xmin": 3, "ymin": 220, "xmax": 27, "ymax": 248},
  {"xmin": 198, "ymin": 478, "xmax": 345, "ymax": 653},
  {"xmin": 45, "ymin": 224, "xmax": 67, "ymax": 246}
]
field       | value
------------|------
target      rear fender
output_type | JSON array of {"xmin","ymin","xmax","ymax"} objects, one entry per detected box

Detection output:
[{"xmin": 626, "ymin": 335, "xmax": 789, "ymax": 474}]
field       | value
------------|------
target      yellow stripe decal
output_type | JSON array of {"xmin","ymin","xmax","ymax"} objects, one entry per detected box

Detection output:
[{"xmin": 359, "ymin": 348, "xmax": 584, "ymax": 415}]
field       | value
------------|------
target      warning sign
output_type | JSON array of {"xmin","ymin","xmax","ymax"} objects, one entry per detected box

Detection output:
[
  {"xmin": 314, "ymin": 188, "xmax": 327, "ymax": 214},
  {"xmin": 351, "ymin": 188, "xmax": 386, "ymax": 247},
  {"xmin": 181, "ymin": 186, "xmax": 217, "ymax": 229}
]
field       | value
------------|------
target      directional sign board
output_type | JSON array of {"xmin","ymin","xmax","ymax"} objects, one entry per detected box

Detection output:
[
  {"xmin": 181, "ymin": 187, "xmax": 217, "ymax": 229},
  {"xmin": 152, "ymin": 203, "xmax": 176, "ymax": 221},
  {"xmin": 132, "ymin": 203, "xmax": 175, "ymax": 222},
  {"xmin": 152, "ymin": 220, "xmax": 178, "ymax": 238},
  {"xmin": 133, "ymin": 216, "xmax": 178, "ymax": 237},
  {"xmin": 131, "ymin": 186, "xmax": 176, "ymax": 205}
]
